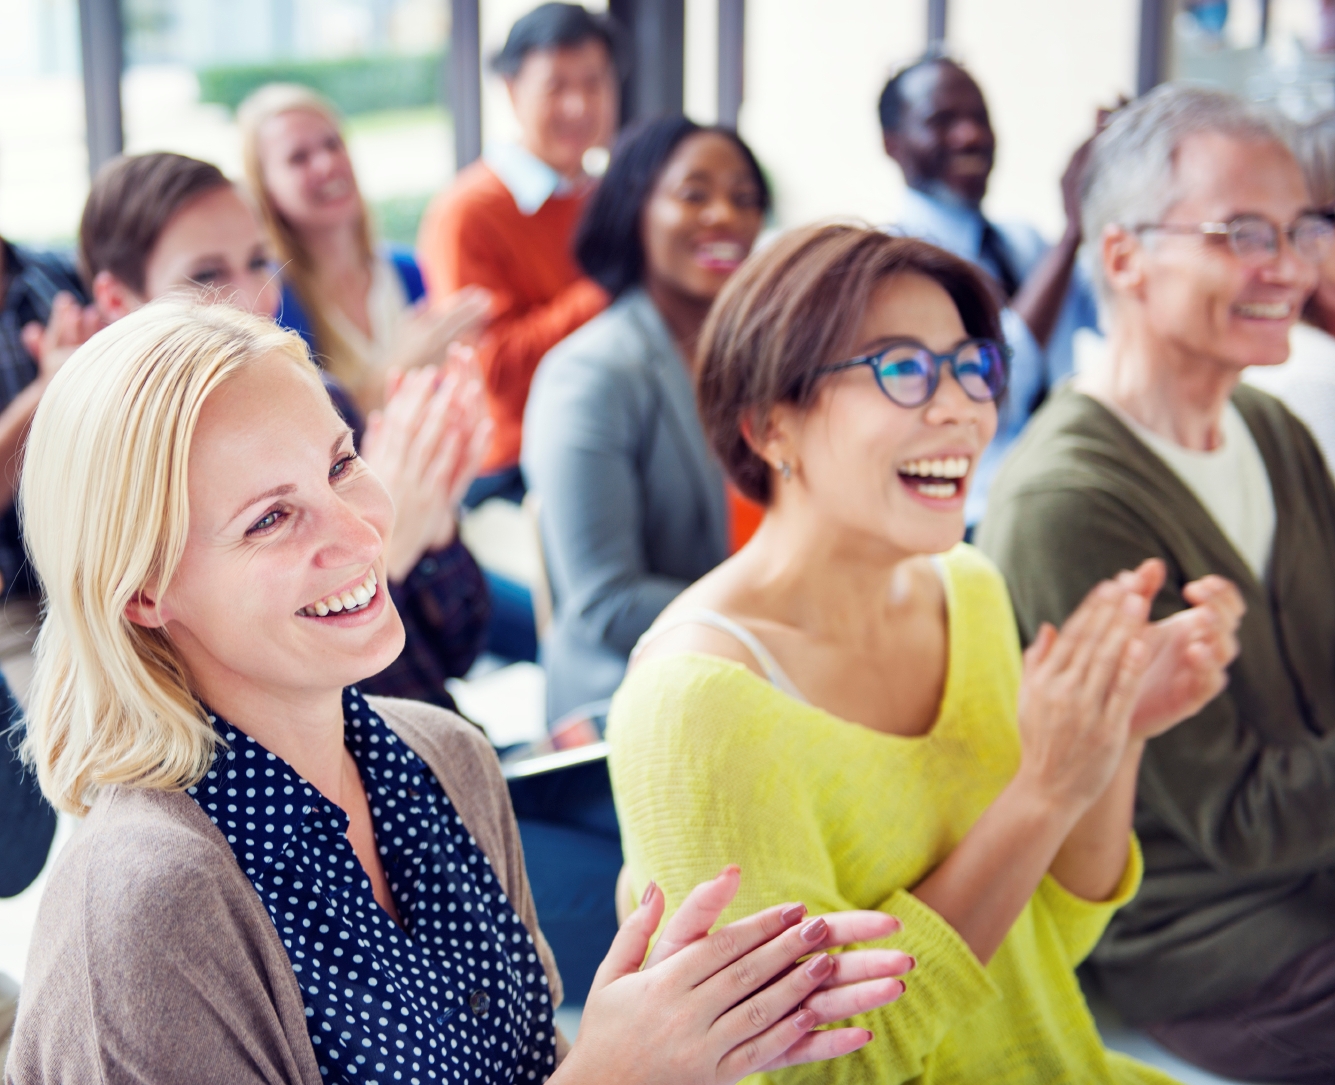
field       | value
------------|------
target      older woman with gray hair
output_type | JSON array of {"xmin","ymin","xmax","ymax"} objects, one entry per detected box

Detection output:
[
  {"xmin": 979, "ymin": 82, "xmax": 1335, "ymax": 1083},
  {"xmin": 1245, "ymin": 110, "xmax": 1335, "ymax": 468}
]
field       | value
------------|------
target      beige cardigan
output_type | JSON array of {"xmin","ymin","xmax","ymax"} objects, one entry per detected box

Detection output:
[{"xmin": 6, "ymin": 696, "xmax": 565, "ymax": 1084}]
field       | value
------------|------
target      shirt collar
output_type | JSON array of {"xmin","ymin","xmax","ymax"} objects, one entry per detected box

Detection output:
[
  {"xmin": 484, "ymin": 142, "xmax": 584, "ymax": 216},
  {"xmin": 897, "ymin": 186, "xmax": 986, "ymax": 262},
  {"xmin": 190, "ymin": 687, "xmax": 428, "ymax": 862}
]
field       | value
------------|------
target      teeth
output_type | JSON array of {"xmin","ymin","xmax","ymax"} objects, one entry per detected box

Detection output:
[
  {"xmin": 699, "ymin": 241, "xmax": 744, "ymax": 261},
  {"xmin": 298, "ymin": 569, "xmax": 378, "ymax": 617},
  {"xmin": 899, "ymin": 456, "xmax": 970, "ymax": 479},
  {"xmin": 1236, "ymin": 302, "xmax": 1292, "ymax": 319},
  {"xmin": 916, "ymin": 482, "xmax": 959, "ymax": 499}
]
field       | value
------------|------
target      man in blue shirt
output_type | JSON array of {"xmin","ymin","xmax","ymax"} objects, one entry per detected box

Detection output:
[{"xmin": 880, "ymin": 56, "xmax": 1102, "ymax": 526}]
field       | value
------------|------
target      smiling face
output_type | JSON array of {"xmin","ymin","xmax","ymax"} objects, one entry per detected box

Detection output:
[
  {"xmin": 885, "ymin": 61, "xmax": 995, "ymax": 206},
  {"xmin": 150, "ymin": 355, "xmax": 404, "ymax": 708},
  {"xmin": 1123, "ymin": 131, "xmax": 1317, "ymax": 372},
  {"xmin": 255, "ymin": 107, "xmax": 362, "ymax": 233},
  {"xmin": 507, "ymin": 40, "xmax": 618, "ymax": 178},
  {"xmin": 641, "ymin": 132, "xmax": 766, "ymax": 305},
  {"xmin": 769, "ymin": 272, "xmax": 997, "ymax": 556}
]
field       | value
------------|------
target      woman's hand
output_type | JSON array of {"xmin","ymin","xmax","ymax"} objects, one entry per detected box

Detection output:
[
  {"xmin": 21, "ymin": 292, "xmax": 103, "ymax": 381},
  {"xmin": 360, "ymin": 353, "xmax": 491, "ymax": 582},
  {"xmin": 1113, "ymin": 560, "xmax": 1244, "ymax": 740},
  {"xmin": 555, "ymin": 867, "xmax": 911, "ymax": 1085},
  {"xmin": 1015, "ymin": 576, "xmax": 1153, "ymax": 816},
  {"xmin": 388, "ymin": 286, "xmax": 492, "ymax": 374}
]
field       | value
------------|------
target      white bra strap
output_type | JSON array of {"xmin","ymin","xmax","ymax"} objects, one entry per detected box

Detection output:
[{"xmin": 633, "ymin": 609, "xmax": 808, "ymax": 703}]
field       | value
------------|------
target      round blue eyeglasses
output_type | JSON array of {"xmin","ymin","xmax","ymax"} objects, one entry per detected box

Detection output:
[{"xmin": 817, "ymin": 338, "xmax": 1010, "ymax": 409}]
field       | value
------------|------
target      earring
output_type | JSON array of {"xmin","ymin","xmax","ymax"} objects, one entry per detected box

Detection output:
[{"xmin": 779, "ymin": 460, "xmax": 792, "ymax": 481}]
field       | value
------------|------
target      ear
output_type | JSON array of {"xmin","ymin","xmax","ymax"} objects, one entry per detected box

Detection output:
[
  {"xmin": 747, "ymin": 404, "xmax": 800, "ymax": 478},
  {"xmin": 1101, "ymin": 223, "xmax": 1146, "ymax": 299},
  {"xmin": 92, "ymin": 270, "xmax": 145, "ymax": 324},
  {"xmin": 125, "ymin": 587, "xmax": 168, "ymax": 630}
]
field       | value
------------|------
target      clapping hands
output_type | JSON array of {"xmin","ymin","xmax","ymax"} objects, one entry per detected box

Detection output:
[
  {"xmin": 556, "ymin": 866, "xmax": 913, "ymax": 1085},
  {"xmin": 359, "ymin": 346, "xmax": 491, "ymax": 583}
]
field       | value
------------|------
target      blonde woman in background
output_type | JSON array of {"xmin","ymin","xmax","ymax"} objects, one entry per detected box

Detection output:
[
  {"xmin": 6, "ymin": 299, "xmax": 913, "ymax": 1083},
  {"xmin": 239, "ymin": 83, "xmax": 490, "ymax": 413},
  {"xmin": 1245, "ymin": 110, "xmax": 1335, "ymax": 469}
]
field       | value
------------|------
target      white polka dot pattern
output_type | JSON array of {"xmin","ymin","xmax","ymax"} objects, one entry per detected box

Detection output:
[{"xmin": 187, "ymin": 687, "xmax": 556, "ymax": 1084}]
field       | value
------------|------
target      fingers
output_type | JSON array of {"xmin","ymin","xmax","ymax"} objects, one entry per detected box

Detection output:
[
  {"xmin": 710, "ymin": 946, "xmax": 838, "ymax": 1067},
  {"xmin": 753, "ymin": 1027, "xmax": 875, "ymax": 1075},
  {"xmin": 20, "ymin": 322, "xmax": 44, "ymax": 364},
  {"xmin": 1081, "ymin": 591, "xmax": 1150, "ymax": 713},
  {"xmin": 589, "ymin": 880, "xmax": 666, "ymax": 995},
  {"xmin": 1023, "ymin": 622, "xmax": 1058, "ymax": 671},
  {"xmin": 642, "ymin": 865, "xmax": 741, "ymax": 970},
  {"xmin": 1042, "ymin": 580, "xmax": 1115, "ymax": 675},
  {"xmin": 1183, "ymin": 575, "xmax": 1245, "ymax": 629},
  {"xmin": 798, "ymin": 910, "xmax": 901, "ymax": 952},
  {"xmin": 1117, "ymin": 558, "xmax": 1166, "ymax": 602},
  {"xmin": 808, "ymin": 947, "xmax": 914, "ymax": 990},
  {"xmin": 697, "ymin": 912, "xmax": 839, "ymax": 1020},
  {"xmin": 1102, "ymin": 635, "xmax": 1150, "ymax": 729},
  {"xmin": 801, "ymin": 975, "xmax": 907, "ymax": 1027},
  {"xmin": 670, "ymin": 901, "xmax": 807, "ymax": 988}
]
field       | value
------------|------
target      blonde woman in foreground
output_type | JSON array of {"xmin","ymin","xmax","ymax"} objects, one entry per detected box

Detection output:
[
  {"xmin": 609, "ymin": 225, "xmax": 1244, "ymax": 1084},
  {"xmin": 5, "ymin": 301, "xmax": 912, "ymax": 1084}
]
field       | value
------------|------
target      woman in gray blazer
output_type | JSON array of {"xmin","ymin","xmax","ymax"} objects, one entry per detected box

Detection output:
[{"xmin": 523, "ymin": 116, "xmax": 770, "ymax": 720}]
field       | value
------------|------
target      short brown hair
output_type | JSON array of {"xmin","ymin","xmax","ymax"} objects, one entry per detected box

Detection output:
[
  {"xmin": 79, "ymin": 153, "xmax": 231, "ymax": 294},
  {"xmin": 697, "ymin": 223, "xmax": 1002, "ymax": 505}
]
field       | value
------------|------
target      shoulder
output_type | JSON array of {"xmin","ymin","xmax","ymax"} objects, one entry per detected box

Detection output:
[
  {"xmin": 11, "ymin": 243, "xmax": 86, "ymax": 296},
  {"xmin": 422, "ymin": 163, "xmax": 517, "ymax": 237},
  {"xmin": 526, "ymin": 297, "xmax": 660, "ymax": 419},
  {"xmin": 368, "ymin": 693, "xmax": 496, "ymax": 771},
  {"xmin": 937, "ymin": 544, "xmax": 1013, "ymax": 618},
  {"xmin": 29, "ymin": 786, "xmax": 260, "ymax": 976}
]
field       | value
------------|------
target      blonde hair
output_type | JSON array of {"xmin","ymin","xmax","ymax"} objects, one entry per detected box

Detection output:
[
  {"xmin": 19, "ymin": 299, "xmax": 313, "ymax": 815},
  {"xmin": 238, "ymin": 83, "xmax": 376, "ymax": 395}
]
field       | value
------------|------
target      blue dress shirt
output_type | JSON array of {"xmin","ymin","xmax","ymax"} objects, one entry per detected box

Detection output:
[
  {"xmin": 894, "ymin": 188, "xmax": 1101, "ymax": 526},
  {"xmin": 188, "ymin": 688, "xmax": 557, "ymax": 1083}
]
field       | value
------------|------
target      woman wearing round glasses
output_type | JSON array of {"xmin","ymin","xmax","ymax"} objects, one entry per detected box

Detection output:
[{"xmin": 607, "ymin": 225, "xmax": 1242, "ymax": 1084}]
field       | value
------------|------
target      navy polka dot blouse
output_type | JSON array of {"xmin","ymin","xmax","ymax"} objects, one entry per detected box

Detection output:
[{"xmin": 187, "ymin": 687, "xmax": 557, "ymax": 1084}]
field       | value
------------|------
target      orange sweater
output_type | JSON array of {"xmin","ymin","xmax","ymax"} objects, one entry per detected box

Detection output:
[{"xmin": 418, "ymin": 161, "xmax": 609, "ymax": 471}]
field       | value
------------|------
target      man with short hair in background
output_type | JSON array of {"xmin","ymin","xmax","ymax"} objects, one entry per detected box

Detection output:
[
  {"xmin": 418, "ymin": 2, "xmax": 618, "ymax": 506},
  {"xmin": 880, "ymin": 55, "xmax": 1101, "ymax": 527},
  {"xmin": 979, "ymin": 84, "xmax": 1335, "ymax": 1081}
]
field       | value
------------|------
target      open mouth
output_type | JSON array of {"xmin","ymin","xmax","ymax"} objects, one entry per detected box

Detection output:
[
  {"xmin": 1233, "ymin": 302, "xmax": 1293, "ymax": 320},
  {"xmin": 297, "ymin": 569, "xmax": 378, "ymax": 617},
  {"xmin": 898, "ymin": 456, "xmax": 970, "ymax": 501},
  {"xmin": 313, "ymin": 178, "xmax": 354, "ymax": 204},
  {"xmin": 947, "ymin": 152, "xmax": 991, "ymax": 177},
  {"xmin": 695, "ymin": 240, "xmax": 747, "ymax": 272}
]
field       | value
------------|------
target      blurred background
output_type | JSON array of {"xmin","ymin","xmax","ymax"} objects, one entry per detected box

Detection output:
[{"xmin": 4, "ymin": 0, "xmax": 1335, "ymax": 254}]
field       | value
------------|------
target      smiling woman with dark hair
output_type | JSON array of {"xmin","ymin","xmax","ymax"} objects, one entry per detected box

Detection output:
[{"xmin": 521, "ymin": 114, "xmax": 769, "ymax": 721}]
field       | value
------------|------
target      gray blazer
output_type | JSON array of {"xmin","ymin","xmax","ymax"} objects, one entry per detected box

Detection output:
[{"xmin": 522, "ymin": 289, "xmax": 730, "ymax": 721}]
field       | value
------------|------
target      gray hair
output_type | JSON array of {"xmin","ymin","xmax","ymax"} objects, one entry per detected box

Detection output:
[
  {"xmin": 1292, "ymin": 111, "xmax": 1335, "ymax": 208},
  {"xmin": 1081, "ymin": 82, "xmax": 1292, "ymax": 303}
]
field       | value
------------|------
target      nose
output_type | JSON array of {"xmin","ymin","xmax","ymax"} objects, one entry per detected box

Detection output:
[
  {"xmin": 559, "ymin": 87, "xmax": 590, "ymax": 120},
  {"xmin": 700, "ymin": 192, "xmax": 742, "ymax": 229},
  {"xmin": 245, "ymin": 274, "xmax": 282, "ymax": 320},
  {"xmin": 949, "ymin": 117, "xmax": 991, "ymax": 150},
  {"xmin": 313, "ymin": 490, "xmax": 384, "ymax": 574},
  {"xmin": 1263, "ymin": 231, "xmax": 1311, "ymax": 288},
  {"xmin": 923, "ymin": 363, "xmax": 984, "ymax": 426}
]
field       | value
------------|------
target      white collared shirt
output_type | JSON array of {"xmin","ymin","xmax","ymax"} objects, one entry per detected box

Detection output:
[{"xmin": 483, "ymin": 143, "xmax": 584, "ymax": 216}]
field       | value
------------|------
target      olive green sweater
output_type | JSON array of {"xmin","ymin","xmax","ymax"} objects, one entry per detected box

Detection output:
[{"xmin": 978, "ymin": 384, "xmax": 1335, "ymax": 1026}]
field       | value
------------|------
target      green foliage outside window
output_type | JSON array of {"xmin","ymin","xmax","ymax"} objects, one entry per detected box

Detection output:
[{"xmin": 197, "ymin": 52, "xmax": 447, "ymax": 116}]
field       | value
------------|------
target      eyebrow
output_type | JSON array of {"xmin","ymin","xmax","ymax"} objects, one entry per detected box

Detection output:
[{"xmin": 228, "ymin": 430, "xmax": 352, "ymax": 524}]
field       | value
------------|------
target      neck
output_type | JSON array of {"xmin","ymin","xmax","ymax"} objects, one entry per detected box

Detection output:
[
  {"xmin": 1076, "ymin": 313, "xmax": 1240, "ymax": 451},
  {"xmin": 740, "ymin": 487, "xmax": 920, "ymax": 643},
  {"xmin": 296, "ymin": 219, "xmax": 368, "ymax": 284},
  {"xmin": 645, "ymin": 278, "xmax": 713, "ymax": 364},
  {"xmin": 198, "ymin": 665, "xmax": 348, "ymax": 802},
  {"xmin": 911, "ymin": 179, "xmax": 982, "ymax": 213},
  {"xmin": 520, "ymin": 136, "xmax": 584, "ymax": 184}
]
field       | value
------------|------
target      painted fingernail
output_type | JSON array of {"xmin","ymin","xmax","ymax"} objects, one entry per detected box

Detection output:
[
  {"xmin": 780, "ymin": 903, "xmax": 806, "ymax": 926},
  {"xmin": 805, "ymin": 952, "xmax": 833, "ymax": 979},
  {"xmin": 800, "ymin": 917, "xmax": 828, "ymax": 943},
  {"xmin": 905, "ymin": 955, "xmax": 917, "ymax": 971},
  {"xmin": 890, "ymin": 979, "xmax": 906, "ymax": 998},
  {"xmin": 793, "ymin": 1009, "xmax": 818, "ymax": 1032},
  {"xmin": 640, "ymin": 881, "xmax": 657, "ymax": 906}
]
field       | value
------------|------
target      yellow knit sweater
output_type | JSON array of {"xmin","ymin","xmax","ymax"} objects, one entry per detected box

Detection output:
[{"xmin": 607, "ymin": 544, "xmax": 1177, "ymax": 1085}]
